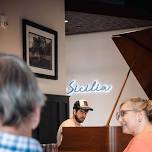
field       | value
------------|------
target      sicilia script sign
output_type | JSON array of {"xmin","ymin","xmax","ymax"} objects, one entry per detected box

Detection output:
[{"xmin": 67, "ymin": 80, "xmax": 112, "ymax": 95}]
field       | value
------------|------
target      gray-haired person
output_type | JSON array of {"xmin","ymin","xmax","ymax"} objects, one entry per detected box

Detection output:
[{"xmin": 0, "ymin": 53, "xmax": 46, "ymax": 152}]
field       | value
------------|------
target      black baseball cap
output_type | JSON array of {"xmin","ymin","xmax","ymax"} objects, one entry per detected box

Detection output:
[{"xmin": 73, "ymin": 100, "xmax": 93, "ymax": 111}]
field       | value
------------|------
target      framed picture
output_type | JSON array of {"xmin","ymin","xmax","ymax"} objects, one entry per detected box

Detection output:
[{"xmin": 22, "ymin": 19, "xmax": 58, "ymax": 80}]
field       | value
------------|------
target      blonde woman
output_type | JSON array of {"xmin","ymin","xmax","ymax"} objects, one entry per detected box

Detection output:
[{"xmin": 116, "ymin": 97, "xmax": 152, "ymax": 152}]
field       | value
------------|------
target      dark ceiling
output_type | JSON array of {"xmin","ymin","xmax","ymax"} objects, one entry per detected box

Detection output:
[{"xmin": 65, "ymin": 0, "xmax": 152, "ymax": 35}]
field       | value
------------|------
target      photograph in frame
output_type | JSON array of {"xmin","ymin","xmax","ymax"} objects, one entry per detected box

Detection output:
[{"xmin": 22, "ymin": 19, "xmax": 58, "ymax": 80}]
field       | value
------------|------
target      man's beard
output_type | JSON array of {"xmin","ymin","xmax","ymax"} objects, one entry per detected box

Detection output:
[{"xmin": 74, "ymin": 115, "xmax": 85, "ymax": 123}]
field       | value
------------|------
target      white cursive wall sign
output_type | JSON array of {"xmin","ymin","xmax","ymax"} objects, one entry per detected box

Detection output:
[{"xmin": 67, "ymin": 80, "xmax": 112, "ymax": 95}]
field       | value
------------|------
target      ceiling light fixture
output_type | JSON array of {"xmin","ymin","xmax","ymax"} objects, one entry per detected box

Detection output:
[{"xmin": 64, "ymin": 20, "xmax": 68, "ymax": 23}]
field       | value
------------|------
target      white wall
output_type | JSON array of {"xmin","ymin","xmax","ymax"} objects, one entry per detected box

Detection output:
[
  {"xmin": 65, "ymin": 28, "xmax": 148, "ymax": 126},
  {"xmin": 0, "ymin": 0, "xmax": 66, "ymax": 95},
  {"xmin": 0, "ymin": 0, "xmax": 149, "ymax": 126}
]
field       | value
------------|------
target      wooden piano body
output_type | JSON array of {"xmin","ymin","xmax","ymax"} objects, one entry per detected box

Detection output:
[{"xmin": 59, "ymin": 126, "xmax": 132, "ymax": 152}]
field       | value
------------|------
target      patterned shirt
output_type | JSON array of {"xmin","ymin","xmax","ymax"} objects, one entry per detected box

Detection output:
[{"xmin": 0, "ymin": 132, "xmax": 42, "ymax": 152}]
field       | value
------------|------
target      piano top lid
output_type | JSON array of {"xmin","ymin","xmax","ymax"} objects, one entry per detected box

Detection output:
[{"xmin": 112, "ymin": 28, "xmax": 152, "ymax": 99}]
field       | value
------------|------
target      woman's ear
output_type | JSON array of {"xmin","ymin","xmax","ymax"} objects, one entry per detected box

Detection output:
[{"xmin": 137, "ymin": 111, "xmax": 144, "ymax": 123}]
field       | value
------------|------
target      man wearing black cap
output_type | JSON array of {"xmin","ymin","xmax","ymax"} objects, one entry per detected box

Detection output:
[{"xmin": 56, "ymin": 99, "xmax": 93, "ymax": 147}]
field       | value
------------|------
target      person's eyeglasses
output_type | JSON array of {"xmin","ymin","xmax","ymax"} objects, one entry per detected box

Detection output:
[{"xmin": 116, "ymin": 110, "xmax": 140, "ymax": 120}]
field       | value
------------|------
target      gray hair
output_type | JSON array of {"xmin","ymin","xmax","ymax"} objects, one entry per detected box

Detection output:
[
  {"xmin": 0, "ymin": 54, "xmax": 46, "ymax": 126},
  {"xmin": 121, "ymin": 97, "xmax": 152, "ymax": 123}
]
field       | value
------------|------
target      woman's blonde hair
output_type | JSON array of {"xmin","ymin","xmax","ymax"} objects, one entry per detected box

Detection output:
[{"xmin": 121, "ymin": 97, "xmax": 152, "ymax": 122}]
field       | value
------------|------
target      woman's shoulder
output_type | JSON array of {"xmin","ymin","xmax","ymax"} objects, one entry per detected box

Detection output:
[{"xmin": 136, "ymin": 131, "xmax": 152, "ymax": 140}]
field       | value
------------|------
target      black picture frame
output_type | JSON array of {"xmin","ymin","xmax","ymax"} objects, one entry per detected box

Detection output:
[{"xmin": 22, "ymin": 19, "xmax": 58, "ymax": 80}]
